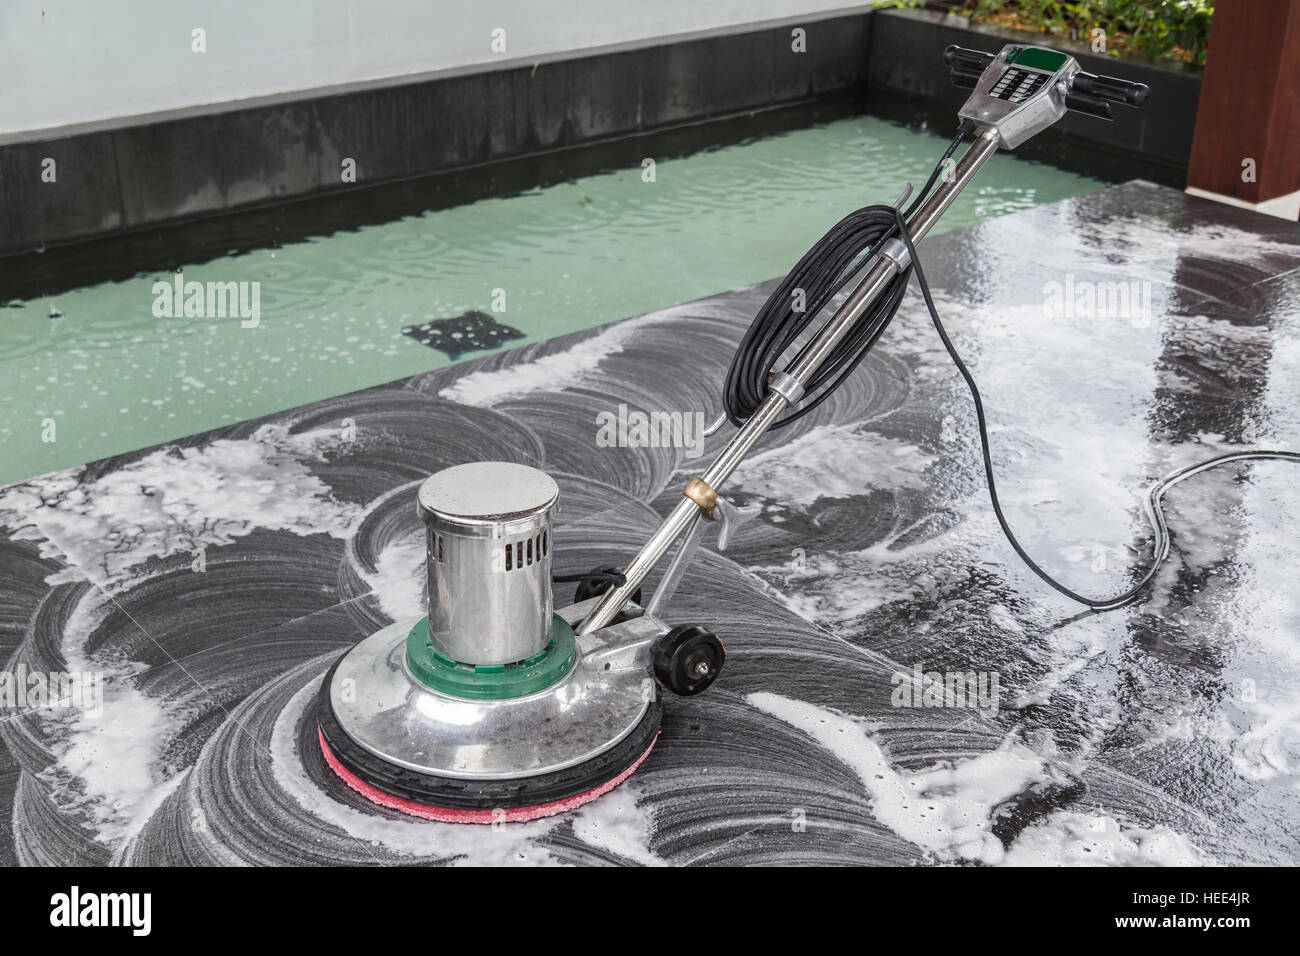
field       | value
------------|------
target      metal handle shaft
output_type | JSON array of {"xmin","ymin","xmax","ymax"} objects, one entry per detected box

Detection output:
[{"xmin": 578, "ymin": 130, "xmax": 1001, "ymax": 635}]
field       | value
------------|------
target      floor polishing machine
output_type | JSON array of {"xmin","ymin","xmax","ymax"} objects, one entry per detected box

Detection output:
[{"xmin": 317, "ymin": 44, "xmax": 1170, "ymax": 822}]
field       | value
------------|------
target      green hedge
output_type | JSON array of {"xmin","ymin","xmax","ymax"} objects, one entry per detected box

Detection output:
[{"xmin": 955, "ymin": 1, "xmax": 1214, "ymax": 65}]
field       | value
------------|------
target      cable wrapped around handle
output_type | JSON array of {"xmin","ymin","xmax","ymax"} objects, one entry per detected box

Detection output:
[{"xmin": 722, "ymin": 126, "xmax": 971, "ymax": 428}]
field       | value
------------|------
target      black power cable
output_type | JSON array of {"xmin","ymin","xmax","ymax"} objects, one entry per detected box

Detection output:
[
  {"xmin": 891, "ymin": 202, "xmax": 1300, "ymax": 610},
  {"xmin": 724, "ymin": 125, "xmax": 1300, "ymax": 611},
  {"xmin": 722, "ymin": 126, "xmax": 972, "ymax": 428}
]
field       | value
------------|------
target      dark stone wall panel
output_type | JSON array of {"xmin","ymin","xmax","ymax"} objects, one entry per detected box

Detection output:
[{"xmin": 0, "ymin": 11, "xmax": 877, "ymax": 256}]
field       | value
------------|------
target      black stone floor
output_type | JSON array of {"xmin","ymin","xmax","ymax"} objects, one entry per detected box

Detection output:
[{"xmin": 1, "ymin": 181, "xmax": 1298, "ymax": 865}]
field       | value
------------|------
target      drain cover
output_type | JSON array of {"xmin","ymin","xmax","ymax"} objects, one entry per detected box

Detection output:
[{"xmin": 402, "ymin": 310, "xmax": 525, "ymax": 360}]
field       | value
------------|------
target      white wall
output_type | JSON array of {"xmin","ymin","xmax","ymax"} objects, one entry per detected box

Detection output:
[{"xmin": 1, "ymin": 1, "xmax": 871, "ymax": 135}]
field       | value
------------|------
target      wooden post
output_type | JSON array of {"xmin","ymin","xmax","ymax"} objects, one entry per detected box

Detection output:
[{"xmin": 1186, "ymin": 0, "xmax": 1300, "ymax": 220}]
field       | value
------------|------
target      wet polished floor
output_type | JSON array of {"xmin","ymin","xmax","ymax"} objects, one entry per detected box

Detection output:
[{"xmin": 1, "ymin": 181, "xmax": 1297, "ymax": 865}]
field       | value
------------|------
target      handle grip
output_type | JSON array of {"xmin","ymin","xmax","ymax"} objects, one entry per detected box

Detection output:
[
  {"xmin": 944, "ymin": 44, "xmax": 996, "ymax": 71},
  {"xmin": 1064, "ymin": 91, "xmax": 1115, "ymax": 120},
  {"xmin": 944, "ymin": 44, "xmax": 995, "ymax": 89},
  {"xmin": 950, "ymin": 66, "xmax": 985, "ymax": 90},
  {"xmin": 1072, "ymin": 71, "xmax": 1150, "ymax": 107}
]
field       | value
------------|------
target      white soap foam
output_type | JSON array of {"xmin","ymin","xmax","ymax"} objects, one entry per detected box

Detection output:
[
  {"xmin": 1011, "ymin": 615, "xmax": 1112, "ymax": 710},
  {"xmin": 570, "ymin": 785, "xmax": 667, "ymax": 866},
  {"xmin": 1001, "ymin": 811, "xmax": 1207, "ymax": 866},
  {"xmin": 1218, "ymin": 470, "xmax": 1300, "ymax": 788},
  {"xmin": 361, "ymin": 533, "xmax": 426, "ymax": 622},
  {"xmin": 36, "ymin": 589, "xmax": 188, "ymax": 846},
  {"xmin": 749, "ymin": 691, "xmax": 1047, "ymax": 864},
  {"xmin": 0, "ymin": 423, "xmax": 361, "ymax": 587},
  {"xmin": 756, "ymin": 549, "xmax": 922, "ymax": 622},
  {"xmin": 999, "ymin": 207, "xmax": 1300, "ymax": 271},
  {"xmin": 438, "ymin": 312, "xmax": 659, "ymax": 407},
  {"xmin": 748, "ymin": 691, "xmax": 1209, "ymax": 866},
  {"xmin": 731, "ymin": 424, "xmax": 934, "ymax": 508}
]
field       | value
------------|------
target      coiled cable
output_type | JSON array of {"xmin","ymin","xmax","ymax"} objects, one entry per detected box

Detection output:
[{"xmin": 722, "ymin": 126, "xmax": 971, "ymax": 428}]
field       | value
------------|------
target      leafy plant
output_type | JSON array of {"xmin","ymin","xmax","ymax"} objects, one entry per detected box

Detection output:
[{"xmin": 956, "ymin": 1, "xmax": 1214, "ymax": 65}]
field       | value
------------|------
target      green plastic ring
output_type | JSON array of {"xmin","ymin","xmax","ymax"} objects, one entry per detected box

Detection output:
[{"xmin": 405, "ymin": 615, "xmax": 577, "ymax": 700}]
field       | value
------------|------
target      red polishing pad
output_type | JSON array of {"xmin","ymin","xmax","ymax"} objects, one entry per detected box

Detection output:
[{"xmin": 319, "ymin": 726, "xmax": 658, "ymax": 824}]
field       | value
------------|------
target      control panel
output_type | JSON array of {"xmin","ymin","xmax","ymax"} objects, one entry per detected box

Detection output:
[{"xmin": 945, "ymin": 43, "xmax": 1151, "ymax": 150}]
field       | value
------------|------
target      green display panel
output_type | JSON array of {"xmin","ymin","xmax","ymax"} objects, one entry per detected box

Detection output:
[{"xmin": 1010, "ymin": 47, "xmax": 1068, "ymax": 72}]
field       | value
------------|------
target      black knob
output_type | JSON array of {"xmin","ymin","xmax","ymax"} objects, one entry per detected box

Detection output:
[
  {"xmin": 571, "ymin": 565, "xmax": 642, "ymax": 606},
  {"xmin": 653, "ymin": 624, "xmax": 725, "ymax": 696}
]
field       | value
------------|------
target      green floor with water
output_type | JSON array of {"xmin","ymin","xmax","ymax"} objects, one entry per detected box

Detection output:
[{"xmin": 0, "ymin": 115, "xmax": 1103, "ymax": 487}]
